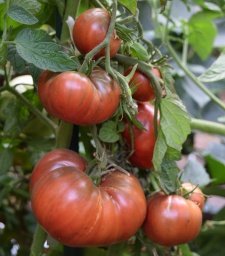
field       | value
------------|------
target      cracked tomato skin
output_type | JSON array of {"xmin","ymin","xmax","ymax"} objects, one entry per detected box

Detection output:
[
  {"xmin": 125, "ymin": 67, "xmax": 161, "ymax": 102},
  {"xmin": 38, "ymin": 67, "xmax": 121, "ymax": 125},
  {"xmin": 122, "ymin": 102, "xmax": 156, "ymax": 169},
  {"xmin": 30, "ymin": 149, "xmax": 147, "ymax": 247},
  {"xmin": 143, "ymin": 193, "xmax": 202, "ymax": 247},
  {"xmin": 181, "ymin": 183, "xmax": 205, "ymax": 210},
  {"xmin": 73, "ymin": 8, "xmax": 121, "ymax": 58}
]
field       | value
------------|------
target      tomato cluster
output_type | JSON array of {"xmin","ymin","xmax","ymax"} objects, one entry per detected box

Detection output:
[{"xmin": 31, "ymin": 7, "xmax": 205, "ymax": 250}]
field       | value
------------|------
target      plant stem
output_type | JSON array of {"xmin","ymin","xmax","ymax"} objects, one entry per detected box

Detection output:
[
  {"xmin": 191, "ymin": 118, "xmax": 225, "ymax": 136},
  {"xmin": 60, "ymin": 0, "xmax": 81, "ymax": 42},
  {"xmin": 30, "ymin": 224, "xmax": 47, "ymax": 256},
  {"xmin": 80, "ymin": 0, "xmax": 118, "ymax": 73},
  {"xmin": 166, "ymin": 41, "xmax": 225, "ymax": 112},
  {"xmin": 7, "ymin": 86, "xmax": 57, "ymax": 135},
  {"xmin": 55, "ymin": 121, "xmax": 74, "ymax": 148}
]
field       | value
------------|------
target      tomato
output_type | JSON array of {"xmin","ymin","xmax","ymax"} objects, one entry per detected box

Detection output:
[
  {"xmin": 30, "ymin": 149, "xmax": 147, "ymax": 247},
  {"xmin": 143, "ymin": 193, "xmax": 202, "ymax": 247},
  {"xmin": 73, "ymin": 8, "xmax": 121, "ymax": 58},
  {"xmin": 38, "ymin": 67, "xmax": 121, "ymax": 125},
  {"xmin": 122, "ymin": 102, "xmax": 156, "ymax": 169},
  {"xmin": 29, "ymin": 148, "xmax": 86, "ymax": 191},
  {"xmin": 181, "ymin": 183, "xmax": 205, "ymax": 210},
  {"xmin": 124, "ymin": 67, "xmax": 160, "ymax": 102}
]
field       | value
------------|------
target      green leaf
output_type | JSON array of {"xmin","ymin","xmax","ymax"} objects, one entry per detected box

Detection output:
[
  {"xmin": 115, "ymin": 23, "xmax": 134, "ymax": 43},
  {"xmin": 8, "ymin": 4, "xmax": 38, "ymax": 25},
  {"xmin": 118, "ymin": 0, "xmax": 137, "ymax": 15},
  {"xmin": 10, "ymin": 0, "xmax": 42, "ymax": 15},
  {"xmin": 153, "ymin": 128, "xmax": 167, "ymax": 171},
  {"xmin": 178, "ymin": 244, "xmax": 197, "ymax": 256},
  {"xmin": 159, "ymin": 160, "xmax": 179, "ymax": 193},
  {"xmin": 160, "ymin": 95, "xmax": 191, "ymax": 151},
  {"xmin": 99, "ymin": 121, "xmax": 120, "ymax": 143},
  {"xmin": 187, "ymin": 13, "xmax": 217, "ymax": 60},
  {"xmin": 129, "ymin": 42, "xmax": 149, "ymax": 61},
  {"xmin": 181, "ymin": 154, "xmax": 211, "ymax": 186},
  {"xmin": 199, "ymin": 51, "xmax": 225, "ymax": 82},
  {"xmin": 0, "ymin": 148, "xmax": 13, "ymax": 174},
  {"xmin": 14, "ymin": 29, "xmax": 79, "ymax": 72}
]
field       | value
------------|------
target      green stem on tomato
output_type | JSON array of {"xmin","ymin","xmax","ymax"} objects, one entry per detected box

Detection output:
[
  {"xmin": 80, "ymin": 0, "xmax": 118, "ymax": 73},
  {"xmin": 191, "ymin": 118, "xmax": 225, "ymax": 136},
  {"xmin": 166, "ymin": 41, "xmax": 225, "ymax": 112},
  {"xmin": 60, "ymin": 0, "xmax": 81, "ymax": 42},
  {"xmin": 29, "ymin": 224, "xmax": 47, "ymax": 256},
  {"xmin": 115, "ymin": 54, "xmax": 162, "ymax": 135}
]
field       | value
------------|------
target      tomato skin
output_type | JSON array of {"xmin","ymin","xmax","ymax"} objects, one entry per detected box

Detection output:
[
  {"xmin": 143, "ymin": 193, "xmax": 202, "ymax": 247},
  {"xmin": 122, "ymin": 102, "xmax": 156, "ymax": 169},
  {"xmin": 181, "ymin": 183, "xmax": 205, "ymax": 210},
  {"xmin": 29, "ymin": 149, "xmax": 86, "ymax": 191},
  {"xmin": 38, "ymin": 67, "xmax": 121, "ymax": 125},
  {"xmin": 125, "ymin": 67, "xmax": 160, "ymax": 102},
  {"xmin": 30, "ymin": 149, "xmax": 147, "ymax": 247},
  {"xmin": 73, "ymin": 8, "xmax": 121, "ymax": 58}
]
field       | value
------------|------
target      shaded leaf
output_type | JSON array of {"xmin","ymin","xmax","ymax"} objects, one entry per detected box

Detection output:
[
  {"xmin": 199, "ymin": 51, "xmax": 225, "ymax": 82},
  {"xmin": 8, "ymin": 4, "xmax": 38, "ymax": 25},
  {"xmin": 0, "ymin": 148, "xmax": 13, "ymax": 174},
  {"xmin": 14, "ymin": 29, "xmax": 79, "ymax": 72},
  {"xmin": 99, "ymin": 121, "xmax": 120, "ymax": 143},
  {"xmin": 118, "ymin": 0, "xmax": 137, "ymax": 15}
]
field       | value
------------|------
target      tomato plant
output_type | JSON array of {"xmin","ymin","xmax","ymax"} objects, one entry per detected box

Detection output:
[
  {"xmin": 73, "ymin": 8, "xmax": 121, "ymax": 58},
  {"xmin": 143, "ymin": 192, "xmax": 203, "ymax": 247},
  {"xmin": 30, "ymin": 149, "xmax": 147, "ymax": 247},
  {"xmin": 1, "ymin": 0, "xmax": 225, "ymax": 255},
  {"xmin": 122, "ymin": 102, "xmax": 156, "ymax": 169},
  {"xmin": 125, "ymin": 67, "xmax": 160, "ymax": 102},
  {"xmin": 38, "ymin": 67, "xmax": 121, "ymax": 125}
]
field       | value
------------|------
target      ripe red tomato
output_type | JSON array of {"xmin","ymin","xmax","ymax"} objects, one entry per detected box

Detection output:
[
  {"xmin": 125, "ymin": 67, "xmax": 160, "ymax": 102},
  {"xmin": 30, "ymin": 149, "xmax": 147, "ymax": 247},
  {"xmin": 143, "ymin": 193, "xmax": 202, "ymax": 247},
  {"xmin": 181, "ymin": 183, "xmax": 205, "ymax": 210},
  {"xmin": 73, "ymin": 8, "xmax": 121, "ymax": 58},
  {"xmin": 122, "ymin": 102, "xmax": 156, "ymax": 169},
  {"xmin": 38, "ymin": 67, "xmax": 121, "ymax": 125}
]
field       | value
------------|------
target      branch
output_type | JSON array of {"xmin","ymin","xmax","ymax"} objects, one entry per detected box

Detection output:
[
  {"xmin": 166, "ymin": 41, "xmax": 225, "ymax": 112},
  {"xmin": 191, "ymin": 118, "xmax": 225, "ymax": 136},
  {"xmin": 7, "ymin": 86, "xmax": 57, "ymax": 135}
]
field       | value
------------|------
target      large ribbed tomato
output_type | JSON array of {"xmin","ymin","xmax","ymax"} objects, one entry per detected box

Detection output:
[
  {"xmin": 30, "ymin": 149, "xmax": 147, "ymax": 247},
  {"xmin": 38, "ymin": 67, "xmax": 121, "ymax": 125},
  {"xmin": 122, "ymin": 102, "xmax": 156, "ymax": 169},
  {"xmin": 143, "ymin": 193, "xmax": 202, "ymax": 247},
  {"xmin": 73, "ymin": 8, "xmax": 121, "ymax": 58},
  {"xmin": 125, "ymin": 67, "xmax": 161, "ymax": 102}
]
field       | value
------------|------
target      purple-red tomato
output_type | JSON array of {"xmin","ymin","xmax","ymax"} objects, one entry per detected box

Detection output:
[
  {"xmin": 30, "ymin": 149, "xmax": 147, "ymax": 247},
  {"xmin": 38, "ymin": 67, "xmax": 121, "ymax": 125},
  {"xmin": 125, "ymin": 67, "xmax": 161, "ymax": 102},
  {"xmin": 73, "ymin": 8, "xmax": 121, "ymax": 58},
  {"xmin": 122, "ymin": 102, "xmax": 156, "ymax": 169},
  {"xmin": 143, "ymin": 193, "xmax": 202, "ymax": 247}
]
